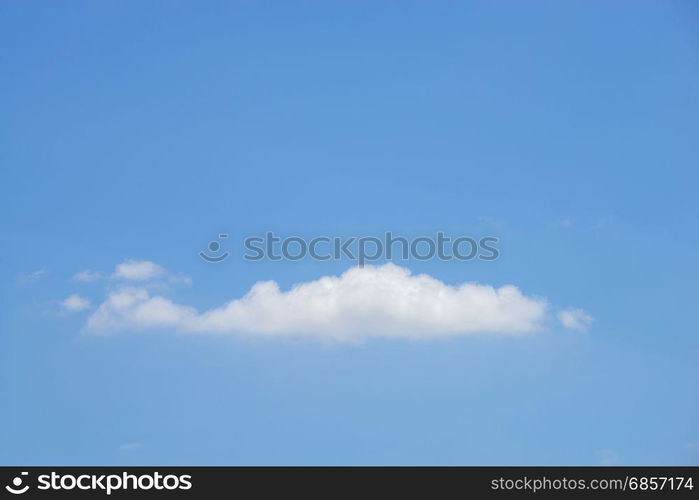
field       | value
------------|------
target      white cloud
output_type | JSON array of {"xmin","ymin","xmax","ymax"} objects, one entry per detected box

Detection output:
[
  {"xmin": 73, "ymin": 261, "xmax": 189, "ymax": 287},
  {"xmin": 167, "ymin": 273, "xmax": 193, "ymax": 286},
  {"xmin": 86, "ymin": 263, "xmax": 554, "ymax": 341},
  {"xmin": 73, "ymin": 270, "xmax": 103, "ymax": 282},
  {"xmin": 87, "ymin": 287, "xmax": 196, "ymax": 332},
  {"xmin": 112, "ymin": 260, "xmax": 164, "ymax": 281},
  {"xmin": 19, "ymin": 269, "xmax": 47, "ymax": 284},
  {"xmin": 596, "ymin": 449, "xmax": 620, "ymax": 465},
  {"xmin": 554, "ymin": 216, "xmax": 573, "ymax": 229},
  {"xmin": 558, "ymin": 308, "xmax": 594, "ymax": 332},
  {"xmin": 118, "ymin": 443, "xmax": 142, "ymax": 452},
  {"xmin": 61, "ymin": 294, "xmax": 91, "ymax": 312}
]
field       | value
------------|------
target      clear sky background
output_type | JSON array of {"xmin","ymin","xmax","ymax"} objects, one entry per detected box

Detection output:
[{"xmin": 1, "ymin": 1, "xmax": 698, "ymax": 465}]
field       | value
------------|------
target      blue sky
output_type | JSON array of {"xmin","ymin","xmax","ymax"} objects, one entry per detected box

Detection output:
[{"xmin": 1, "ymin": 1, "xmax": 698, "ymax": 465}]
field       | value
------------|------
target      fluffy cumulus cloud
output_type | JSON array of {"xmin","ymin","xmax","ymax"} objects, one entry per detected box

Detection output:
[
  {"xmin": 86, "ymin": 263, "xmax": 562, "ymax": 342},
  {"xmin": 87, "ymin": 287, "xmax": 196, "ymax": 332},
  {"xmin": 557, "ymin": 308, "xmax": 594, "ymax": 332},
  {"xmin": 61, "ymin": 294, "xmax": 91, "ymax": 312},
  {"xmin": 112, "ymin": 260, "xmax": 164, "ymax": 281}
]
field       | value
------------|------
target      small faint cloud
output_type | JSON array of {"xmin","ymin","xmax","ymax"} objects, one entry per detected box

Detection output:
[
  {"xmin": 118, "ymin": 443, "xmax": 142, "ymax": 452},
  {"xmin": 19, "ymin": 269, "xmax": 47, "ymax": 284},
  {"xmin": 60, "ymin": 294, "xmax": 91, "ymax": 312},
  {"xmin": 476, "ymin": 215, "xmax": 506, "ymax": 229},
  {"xmin": 73, "ymin": 261, "xmax": 190, "ymax": 287},
  {"xmin": 687, "ymin": 442, "xmax": 699, "ymax": 451},
  {"xmin": 73, "ymin": 270, "xmax": 103, "ymax": 282},
  {"xmin": 168, "ymin": 273, "xmax": 193, "ymax": 286},
  {"xmin": 553, "ymin": 216, "xmax": 573, "ymax": 229},
  {"xmin": 558, "ymin": 308, "xmax": 594, "ymax": 332},
  {"xmin": 594, "ymin": 215, "xmax": 620, "ymax": 231},
  {"xmin": 112, "ymin": 260, "xmax": 164, "ymax": 282},
  {"xmin": 597, "ymin": 449, "xmax": 620, "ymax": 465}
]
